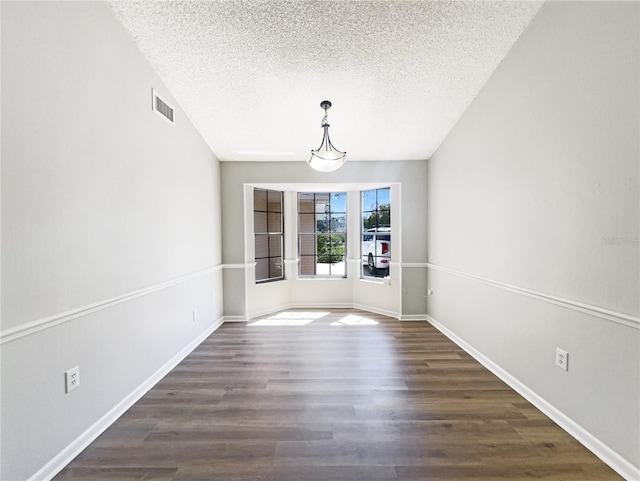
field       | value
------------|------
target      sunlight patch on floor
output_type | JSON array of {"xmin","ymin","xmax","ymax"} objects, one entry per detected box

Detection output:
[
  {"xmin": 331, "ymin": 314, "xmax": 379, "ymax": 326},
  {"xmin": 248, "ymin": 311, "xmax": 330, "ymax": 327}
]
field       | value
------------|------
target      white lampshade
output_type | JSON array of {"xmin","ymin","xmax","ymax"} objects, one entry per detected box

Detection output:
[{"xmin": 307, "ymin": 150, "xmax": 347, "ymax": 172}]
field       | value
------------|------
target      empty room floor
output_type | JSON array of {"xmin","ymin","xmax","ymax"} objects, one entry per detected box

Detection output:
[{"xmin": 54, "ymin": 309, "xmax": 622, "ymax": 480}]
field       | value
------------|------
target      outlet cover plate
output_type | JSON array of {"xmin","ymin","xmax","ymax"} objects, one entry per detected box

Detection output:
[
  {"xmin": 65, "ymin": 366, "xmax": 80, "ymax": 393},
  {"xmin": 555, "ymin": 348, "xmax": 568, "ymax": 371}
]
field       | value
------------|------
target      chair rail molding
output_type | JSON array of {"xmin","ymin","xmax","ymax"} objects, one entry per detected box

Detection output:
[
  {"xmin": 1, "ymin": 265, "xmax": 223, "ymax": 344},
  {"xmin": 426, "ymin": 263, "xmax": 639, "ymax": 329}
]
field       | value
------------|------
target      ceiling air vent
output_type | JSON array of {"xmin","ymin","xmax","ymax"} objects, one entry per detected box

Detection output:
[{"xmin": 152, "ymin": 88, "xmax": 174, "ymax": 125}]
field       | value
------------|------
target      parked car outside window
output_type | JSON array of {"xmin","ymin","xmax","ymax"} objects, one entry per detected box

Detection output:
[{"xmin": 362, "ymin": 227, "xmax": 390, "ymax": 276}]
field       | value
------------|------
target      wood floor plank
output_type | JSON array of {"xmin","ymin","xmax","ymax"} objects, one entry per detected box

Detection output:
[
  {"xmin": 395, "ymin": 464, "xmax": 617, "ymax": 481},
  {"xmin": 171, "ymin": 465, "xmax": 399, "ymax": 481},
  {"xmin": 53, "ymin": 309, "xmax": 623, "ymax": 481},
  {"xmin": 52, "ymin": 467, "xmax": 178, "ymax": 481}
]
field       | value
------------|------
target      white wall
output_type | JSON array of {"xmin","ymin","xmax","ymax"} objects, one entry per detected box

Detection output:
[
  {"xmin": 220, "ymin": 161, "xmax": 428, "ymax": 321},
  {"xmin": 427, "ymin": 1, "xmax": 639, "ymax": 478},
  {"xmin": 0, "ymin": 3, "xmax": 223, "ymax": 480}
]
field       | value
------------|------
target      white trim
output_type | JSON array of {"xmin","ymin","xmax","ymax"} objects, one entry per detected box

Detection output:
[
  {"xmin": 246, "ymin": 304, "xmax": 294, "ymax": 321},
  {"xmin": 222, "ymin": 263, "xmax": 252, "ymax": 269},
  {"xmin": 427, "ymin": 314, "xmax": 640, "ymax": 481},
  {"xmin": 225, "ymin": 304, "xmax": 402, "ymax": 323},
  {"xmin": 352, "ymin": 303, "xmax": 400, "ymax": 320},
  {"xmin": 289, "ymin": 302, "xmax": 354, "ymax": 310},
  {"xmin": 295, "ymin": 277, "xmax": 350, "ymax": 282},
  {"xmin": 223, "ymin": 259, "xmax": 427, "ymax": 273},
  {"xmin": 401, "ymin": 262, "xmax": 429, "ymax": 268},
  {"xmin": 30, "ymin": 317, "xmax": 224, "ymax": 481},
  {"xmin": 1, "ymin": 266, "xmax": 222, "ymax": 344},
  {"xmin": 400, "ymin": 314, "xmax": 428, "ymax": 321},
  {"xmin": 427, "ymin": 263, "xmax": 640, "ymax": 329},
  {"xmin": 250, "ymin": 303, "xmax": 355, "ymax": 321}
]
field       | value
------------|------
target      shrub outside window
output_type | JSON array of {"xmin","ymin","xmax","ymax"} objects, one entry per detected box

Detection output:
[
  {"xmin": 254, "ymin": 188, "xmax": 284, "ymax": 282},
  {"xmin": 298, "ymin": 192, "xmax": 346, "ymax": 277}
]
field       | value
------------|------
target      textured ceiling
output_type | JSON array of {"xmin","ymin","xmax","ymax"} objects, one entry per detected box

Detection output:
[{"xmin": 109, "ymin": 1, "xmax": 543, "ymax": 162}]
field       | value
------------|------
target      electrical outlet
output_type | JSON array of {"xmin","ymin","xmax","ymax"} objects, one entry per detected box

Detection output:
[
  {"xmin": 555, "ymin": 348, "xmax": 569, "ymax": 371},
  {"xmin": 65, "ymin": 366, "xmax": 80, "ymax": 393}
]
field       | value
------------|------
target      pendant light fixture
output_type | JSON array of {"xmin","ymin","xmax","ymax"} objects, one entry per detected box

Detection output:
[{"xmin": 307, "ymin": 100, "xmax": 347, "ymax": 172}]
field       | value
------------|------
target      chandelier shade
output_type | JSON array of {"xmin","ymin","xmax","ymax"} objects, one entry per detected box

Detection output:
[{"xmin": 308, "ymin": 100, "xmax": 346, "ymax": 172}]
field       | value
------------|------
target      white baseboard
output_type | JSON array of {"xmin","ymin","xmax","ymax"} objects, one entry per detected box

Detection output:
[
  {"xmin": 351, "ymin": 303, "xmax": 400, "ymax": 320},
  {"xmin": 235, "ymin": 303, "xmax": 397, "ymax": 323},
  {"xmin": 31, "ymin": 318, "xmax": 224, "ymax": 481},
  {"xmin": 426, "ymin": 315, "xmax": 640, "ymax": 481},
  {"xmin": 223, "ymin": 315, "xmax": 249, "ymax": 322},
  {"xmin": 227, "ymin": 305, "xmax": 419, "ymax": 323},
  {"xmin": 289, "ymin": 302, "xmax": 354, "ymax": 311},
  {"xmin": 399, "ymin": 314, "xmax": 428, "ymax": 321},
  {"xmin": 248, "ymin": 304, "xmax": 296, "ymax": 320}
]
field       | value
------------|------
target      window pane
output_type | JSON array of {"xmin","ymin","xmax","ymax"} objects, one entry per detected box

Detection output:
[
  {"xmin": 377, "ymin": 188, "xmax": 390, "ymax": 206},
  {"xmin": 298, "ymin": 193, "xmax": 315, "ymax": 213},
  {"xmin": 331, "ymin": 214, "xmax": 346, "ymax": 233},
  {"xmin": 267, "ymin": 191, "xmax": 282, "ymax": 212},
  {"xmin": 269, "ymin": 258, "xmax": 283, "ymax": 278},
  {"xmin": 254, "ymin": 211, "xmax": 267, "ymax": 234},
  {"xmin": 362, "ymin": 211, "xmax": 376, "ymax": 231},
  {"xmin": 299, "ymin": 256, "xmax": 316, "ymax": 276},
  {"xmin": 316, "ymin": 235, "xmax": 331, "ymax": 263},
  {"xmin": 362, "ymin": 190, "xmax": 377, "ymax": 211},
  {"xmin": 268, "ymin": 212, "xmax": 282, "ymax": 233},
  {"xmin": 315, "ymin": 201, "xmax": 328, "ymax": 214},
  {"xmin": 316, "ymin": 214, "xmax": 329, "ymax": 233},
  {"xmin": 317, "ymin": 235, "xmax": 345, "ymax": 264},
  {"xmin": 255, "ymin": 235, "xmax": 268, "ymax": 258},
  {"xmin": 299, "ymin": 213, "xmax": 315, "ymax": 233},
  {"xmin": 330, "ymin": 258, "xmax": 346, "ymax": 277},
  {"xmin": 330, "ymin": 192, "xmax": 346, "ymax": 213},
  {"xmin": 268, "ymin": 235, "xmax": 282, "ymax": 257},
  {"xmin": 254, "ymin": 189, "xmax": 267, "ymax": 211},
  {"xmin": 255, "ymin": 258, "xmax": 269, "ymax": 280},
  {"xmin": 299, "ymin": 234, "xmax": 316, "ymax": 256}
]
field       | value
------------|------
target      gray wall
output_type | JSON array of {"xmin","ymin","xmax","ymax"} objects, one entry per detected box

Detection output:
[
  {"xmin": 427, "ymin": 1, "xmax": 639, "ymax": 476},
  {"xmin": 1, "ymin": 3, "xmax": 223, "ymax": 480}
]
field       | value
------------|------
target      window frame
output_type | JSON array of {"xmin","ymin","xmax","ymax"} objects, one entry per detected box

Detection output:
[
  {"xmin": 254, "ymin": 188, "xmax": 285, "ymax": 283},
  {"xmin": 361, "ymin": 187, "xmax": 391, "ymax": 279},
  {"xmin": 297, "ymin": 192, "xmax": 347, "ymax": 278}
]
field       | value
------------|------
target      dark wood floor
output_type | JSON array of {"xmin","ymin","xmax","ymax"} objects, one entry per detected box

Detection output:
[{"xmin": 54, "ymin": 309, "xmax": 622, "ymax": 480}]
